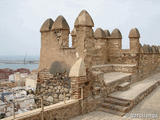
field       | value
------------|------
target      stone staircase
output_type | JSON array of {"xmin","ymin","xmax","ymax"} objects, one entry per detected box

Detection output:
[
  {"xmin": 98, "ymin": 73, "xmax": 160, "ymax": 116},
  {"xmin": 99, "ymin": 96, "xmax": 132, "ymax": 116},
  {"xmin": 92, "ymin": 64, "xmax": 160, "ymax": 116}
]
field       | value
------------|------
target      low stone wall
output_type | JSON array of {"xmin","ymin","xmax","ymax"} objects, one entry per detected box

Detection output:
[
  {"xmin": 92, "ymin": 64, "xmax": 137, "ymax": 73},
  {"xmin": 90, "ymin": 71, "xmax": 131, "ymax": 98},
  {"xmin": 104, "ymin": 75, "xmax": 131, "ymax": 95},
  {"xmin": 89, "ymin": 71, "xmax": 104, "ymax": 97},
  {"xmin": 3, "ymin": 97, "xmax": 102, "ymax": 120},
  {"xmin": 90, "ymin": 66, "xmax": 160, "ymax": 98}
]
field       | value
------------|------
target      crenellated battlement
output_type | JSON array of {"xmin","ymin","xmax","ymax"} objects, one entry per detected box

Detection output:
[{"xmin": 39, "ymin": 10, "xmax": 160, "ymax": 74}]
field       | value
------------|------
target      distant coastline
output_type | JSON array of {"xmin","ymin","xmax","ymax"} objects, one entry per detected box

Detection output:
[
  {"xmin": 0, "ymin": 56, "xmax": 39, "ymax": 70},
  {"xmin": 0, "ymin": 60, "xmax": 39, "ymax": 64}
]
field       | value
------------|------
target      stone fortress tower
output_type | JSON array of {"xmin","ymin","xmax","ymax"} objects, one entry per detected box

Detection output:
[{"xmin": 39, "ymin": 9, "xmax": 160, "ymax": 74}]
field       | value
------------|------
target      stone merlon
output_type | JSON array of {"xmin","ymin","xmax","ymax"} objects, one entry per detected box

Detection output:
[
  {"xmin": 74, "ymin": 10, "xmax": 94, "ymax": 27},
  {"xmin": 110, "ymin": 28, "xmax": 122, "ymax": 39},
  {"xmin": 69, "ymin": 58, "xmax": 86, "ymax": 77},
  {"xmin": 40, "ymin": 18, "xmax": 54, "ymax": 32},
  {"xmin": 104, "ymin": 30, "xmax": 110, "ymax": 38},
  {"xmin": 52, "ymin": 15, "xmax": 70, "ymax": 30},
  {"xmin": 94, "ymin": 28, "xmax": 106, "ymax": 39},
  {"xmin": 129, "ymin": 28, "xmax": 140, "ymax": 38}
]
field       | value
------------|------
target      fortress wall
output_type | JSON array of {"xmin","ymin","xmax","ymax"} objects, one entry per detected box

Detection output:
[
  {"xmin": 39, "ymin": 31, "xmax": 77, "ymax": 73},
  {"xmin": 73, "ymin": 10, "xmax": 96, "ymax": 69},
  {"xmin": 39, "ymin": 10, "xmax": 97, "ymax": 72},
  {"xmin": 106, "ymin": 28, "xmax": 140, "ymax": 65},
  {"xmin": 138, "ymin": 45, "xmax": 160, "ymax": 75},
  {"xmin": 92, "ymin": 28, "xmax": 107, "ymax": 65},
  {"xmin": 39, "ymin": 10, "xmax": 160, "ymax": 75},
  {"xmin": 107, "ymin": 29, "xmax": 122, "ymax": 64},
  {"xmin": 39, "ymin": 17, "xmax": 77, "ymax": 73}
]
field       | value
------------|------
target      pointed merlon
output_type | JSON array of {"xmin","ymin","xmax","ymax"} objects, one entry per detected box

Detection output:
[
  {"xmin": 74, "ymin": 10, "xmax": 94, "ymax": 27},
  {"xmin": 94, "ymin": 28, "xmax": 106, "ymax": 39},
  {"xmin": 69, "ymin": 58, "xmax": 86, "ymax": 77},
  {"xmin": 40, "ymin": 18, "xmax": 54, "ymax": 32},
  {"xmin": 142, "ymin": 44, "xmax": 148, "ymax": 53},
  {"xmin": 52, "ymin": 15, "xmax": 70, "ymax": 30},
  {"xmin": 104, "ymin": 30, "xmax": 110, "ymax": 38},
  {"xmin": 129, "ymin": 28, "xmax": 140, "ymax": 38},
  {"xmin": 110, "ymin": 28, "xmax": 122, "ymax": 38}
]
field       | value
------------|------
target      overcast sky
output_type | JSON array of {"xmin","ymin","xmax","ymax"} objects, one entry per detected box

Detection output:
[{"xmin": 0, "ymin": 0, "xmax": 160, "ymax": 56}]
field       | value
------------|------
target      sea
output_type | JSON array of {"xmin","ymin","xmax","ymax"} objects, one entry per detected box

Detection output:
[{"xmin": 0, "ymin": 56, "xmax": 39, "ymax": 70}]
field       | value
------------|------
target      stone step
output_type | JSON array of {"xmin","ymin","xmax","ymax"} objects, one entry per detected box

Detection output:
[
  {"xmin": 117, "ymin": 81, "xmax": 131, "ymax": 91},
  {"xmin": 101, "ymin": 102, "xmax": 130, "ymax": 113},
  {"xmin": 104, "ymin": 97, "xmax": 130, "ymax": 107},
  {"xmin": 108, "ymin": 96, "xmax": 131, "ymax": 102},
  {"xmin": 98, "ymin": 107, "xmax": 126, "ymax": 116}
]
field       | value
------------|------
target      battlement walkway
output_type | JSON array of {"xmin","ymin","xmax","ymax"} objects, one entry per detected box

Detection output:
[{"xmin": 109, "ymin": 72, "xmax": 160, "ymax": 101}]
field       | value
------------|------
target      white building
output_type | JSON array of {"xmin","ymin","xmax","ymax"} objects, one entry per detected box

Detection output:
[
  {"xmin": 25, "ymin": 74, "xmax": 37, "ymax": 91},
  {"xmin": 8, "ymin": 74, "xmax": 15, "ymax": 82}
]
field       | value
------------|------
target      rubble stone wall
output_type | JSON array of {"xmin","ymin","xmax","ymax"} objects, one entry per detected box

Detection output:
[{"xmin": 35, "ymin": 69, "xmax": 71, "ymax": 107}]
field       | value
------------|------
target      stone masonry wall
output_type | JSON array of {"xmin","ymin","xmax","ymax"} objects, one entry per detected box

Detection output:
[
  {"xmin": 35, "ymin": 69, "xmax": 71, "ymax": 107},
  {"xmin": 139, "ymin": 53, "xmax": 160, "ymax": 75},
  {"xmin": 39, "ymin": 18, "xmax": 77, "ymax": 72},
  {"xmin": 38, "ymin": 10, "xmax": 160, "ymax": 100},
  {"xmin": 39, "ymin": 10, "xmax": 160, "ymax": 74}
]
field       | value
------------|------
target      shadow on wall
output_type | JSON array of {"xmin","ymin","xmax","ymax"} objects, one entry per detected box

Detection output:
[{"xmin": 49, "ymin": 61, "xmax": 70, "ymax": 75}]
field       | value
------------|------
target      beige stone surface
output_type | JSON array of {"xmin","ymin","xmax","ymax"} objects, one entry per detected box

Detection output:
[
  {"xmin": 92, "ymin": 64, "xmax": 137, "ymax": 73},
  {"xmin": 40, "ymin": 18, "xmax": 54, "ymax": 32},
  {"xmin": 104, "ymin": 29, "xmax": 110, "ymax": 37},
  {"xmin": 129, "ymin": 28, "xmax": 140, "ymax": 38},
  {"xmin": 94, "ymin": 28, "xmax": 106, "ymax": 38},
  {"xmin": 69, "ymin": 58, "xmax": 86, "ymax": 77},
  {"xmin": 52, "ymin": 15, "xmax": 70, "ymax": 30},
  {"xmin": 127, "ymin": 87, "xmax": 160, "ymax": 117},
  {"xmin": 71, "ymin": 85, "xmax": 160, "ymax": 120},
  {"xmin": 70, "ymin": 110, "xmax": 142, "ymax": 120},
  {"xmin": 39, "ymin": 9, "xmax": 160, "ymax": 73},
  {"xmin": 74, "ymin": 10, "xmax": 94, "ymax": 27},
  {"xmin": 110, "ymin": 28, "xmax": 122, "ymax": 38},
  {"xmin": 104, "ymin": 72, "xmax": 131, "ymax": 84},
  {"xmin": 110, "ymin": 73, "xmax": 160, "ymax": 100}
]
